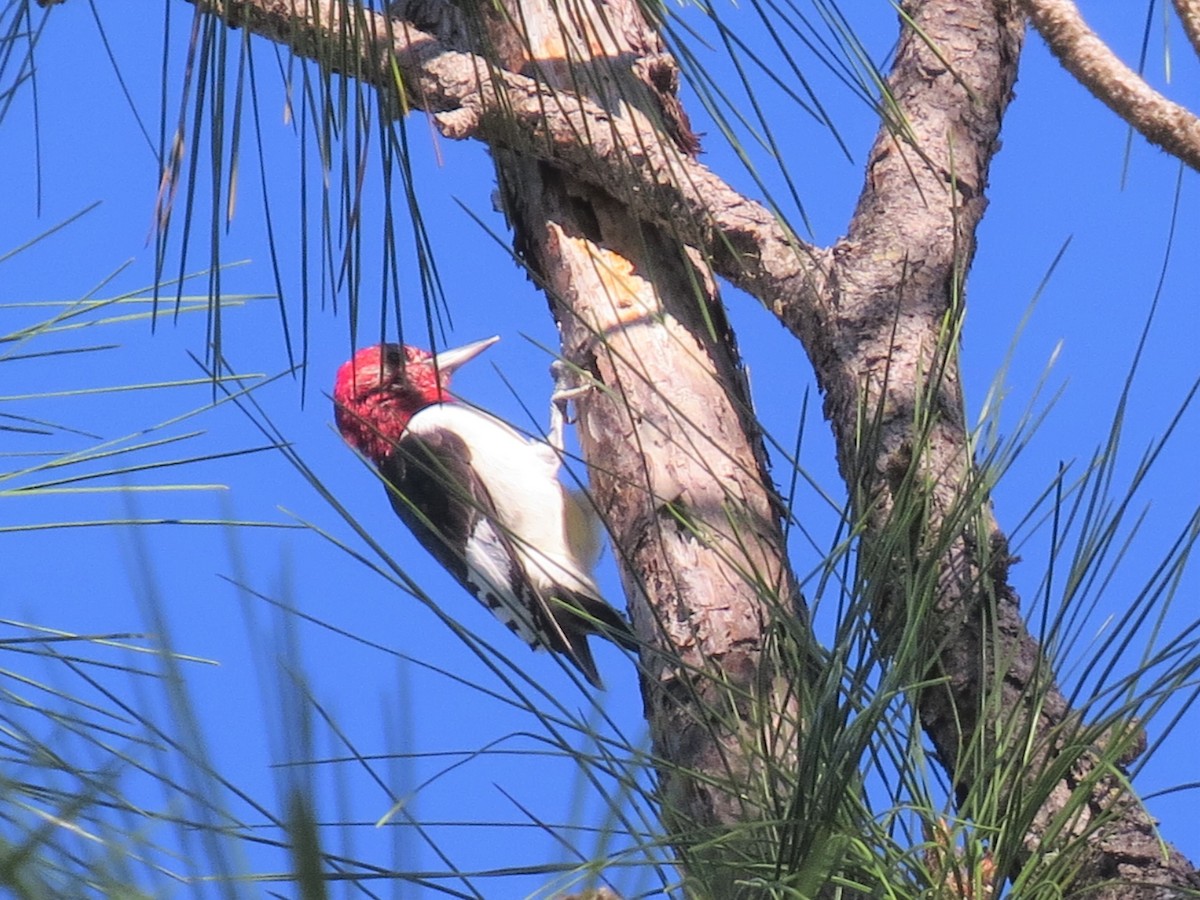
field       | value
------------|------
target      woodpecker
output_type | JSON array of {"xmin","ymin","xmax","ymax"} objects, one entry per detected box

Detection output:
[{"xmin": 333, "ymin": 336, "xmax": 635, "ymax": 687}]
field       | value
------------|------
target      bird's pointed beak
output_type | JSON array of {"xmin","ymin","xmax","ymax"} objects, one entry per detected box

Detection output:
[{"xmin": 434, "ymin": 335, "xmax": 499, "ymax": 374}]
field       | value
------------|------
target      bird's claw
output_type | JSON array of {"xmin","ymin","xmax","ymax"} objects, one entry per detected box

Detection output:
[{"xmin": 549, "ymin": 359, "xmax": 590, "ymax": 455}]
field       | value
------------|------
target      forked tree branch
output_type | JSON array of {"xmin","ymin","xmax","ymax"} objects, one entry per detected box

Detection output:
[{"xmin": 1021, "ymin": 0, "xmax": 1200, "ymax": 171}]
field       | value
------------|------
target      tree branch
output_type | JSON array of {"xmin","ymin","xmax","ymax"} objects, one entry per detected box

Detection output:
[
  {"xmin": 1021, "ymin": 0, "xmax": 1200, "ymax": 171},
  {"xmin": 198, "ymin": 0, "xmax": 831, "ymax": 336},
  {"xmin": 1174, "ymin": 0, "xmax": 1200, "ymax": 61}
]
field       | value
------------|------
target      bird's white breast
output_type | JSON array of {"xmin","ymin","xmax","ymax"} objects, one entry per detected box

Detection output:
[{"xmin": 405, "ymin": 403, "xmax": 600, "ymax": 597}]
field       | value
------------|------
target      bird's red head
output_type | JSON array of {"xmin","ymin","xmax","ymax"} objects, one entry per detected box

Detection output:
[{"xmin": 333, "ymin": 336, "xmax": 498, "ymax": 466}]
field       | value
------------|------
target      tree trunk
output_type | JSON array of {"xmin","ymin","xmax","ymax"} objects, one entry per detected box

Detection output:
[
  {"xmin": 479, "ymin": 4, "xmax": 812, "ymax": 890},
  {"xmin": 809, "ymin": 4, "xmax": 1196, "ymax": 895},
  {"xmin": 394, "ymin": 0, "xmax": 810, "ymax": 889}
]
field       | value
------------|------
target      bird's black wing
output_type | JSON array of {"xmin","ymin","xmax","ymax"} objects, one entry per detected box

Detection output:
[{"xmin": 379, "ymin": 427, "xmax": 608, "ymax": 686}]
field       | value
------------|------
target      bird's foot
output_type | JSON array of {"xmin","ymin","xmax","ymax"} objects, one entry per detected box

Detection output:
[{"xmin": 549, "ymin": 359, "xmax": 591, "ymax": 455}]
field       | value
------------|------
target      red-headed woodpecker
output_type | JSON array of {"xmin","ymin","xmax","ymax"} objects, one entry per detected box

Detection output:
[{"xmin": 333, "ymin": 337, "xmax": 635, "ymax": 687}]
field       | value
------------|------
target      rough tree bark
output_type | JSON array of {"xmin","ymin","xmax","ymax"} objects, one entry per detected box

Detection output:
[
  {"xmin": 173, "ymin": 0, "xmax": 1199, "ymax": 894},
  {"xmin": 813, "ymin": 5, "xmax": 1196, "ymax": 897}
]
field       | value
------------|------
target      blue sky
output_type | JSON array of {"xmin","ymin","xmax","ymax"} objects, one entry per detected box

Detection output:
[{"xmin": 3, "ymin": 2, "xmax": 1199, "ymax": 895}]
